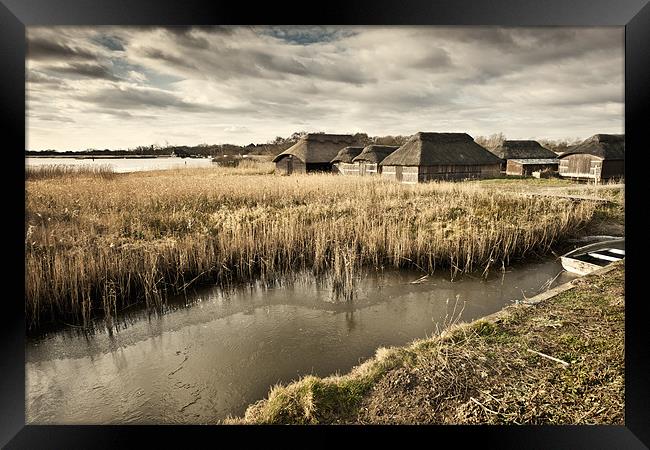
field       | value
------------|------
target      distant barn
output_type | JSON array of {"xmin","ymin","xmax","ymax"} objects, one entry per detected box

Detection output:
[
  {"xmin": 506, "ymin": 159, "xmax": 559, "ymax": 177},
  {"xmin": 273, "ymin": 134, "xmax": 355, "ymax": 175},
  {"xmin": 352, "ymin": 145, "xmax": 399, "ymax": 176},
  {"xmin": 558, "ymin": 134, "xmax": 624, "ymax": 182},
  {"xmin": 490, "ymin": 140, "xmax": 558, "ymax": 173},
  {"xmin": 331, "ymin": 146, "xmax": 364, "ymax": 176},
  {"xmin": 379, "ymin": 132, "xmax": 502, "ymax": 183}
]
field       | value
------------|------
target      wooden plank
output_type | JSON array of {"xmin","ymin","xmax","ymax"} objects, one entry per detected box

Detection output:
[{"xmin": 587, "ymin": 252, "xmax": 622, "ymax": 262}]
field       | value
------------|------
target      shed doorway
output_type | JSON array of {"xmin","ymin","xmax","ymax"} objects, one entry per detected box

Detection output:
[{"xmin": 287, "ymin": 155, "xmax": 293, "ymax": 175}]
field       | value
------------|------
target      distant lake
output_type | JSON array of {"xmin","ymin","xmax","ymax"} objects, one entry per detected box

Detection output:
[{"xmin": 25, "ymin": 156, "xmax": 215, "ymax": 173}]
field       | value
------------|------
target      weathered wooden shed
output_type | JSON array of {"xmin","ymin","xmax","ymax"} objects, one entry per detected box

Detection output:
[
  {"xmin": 506, "ymin": 158, "xmax": 559, "ymax": 176},
  {"xmin": 330, "ymin": 146, "xmax": 364, "ymax": 175},
  {"xmin": 558, "ymin": 134, "xmax": 624, "ymax": 181},
  {"xmin": 379, "ymin": 132, "xmax": 502, "ymax": 183},
  {"xmin": 272, "ymin": 133, "xmax": 355, "ymax": 175},
  {"xmin": 490, "ymin": 140, "xmax": 558, "ymax": 172},
  {"xmin": 352, "ymin": 145, "xmax": 399, "ymax": 176}
]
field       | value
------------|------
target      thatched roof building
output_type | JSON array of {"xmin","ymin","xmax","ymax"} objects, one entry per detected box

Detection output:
[
  {"xmin": 558, "ymin": 134, "xmax": 624, "ymax": 181},
  {"xmin": 273, "ymin": 133, "xmax": 355, "ymax": 175},
  {"xmin": 490, "ymin": 140, "xmax": 557, "ymax": 160},
  {"xmin": 352, "ymin": 145, "xmax": 399, "ymax": 176},
  {"xmin": 352, "ymin": 145, "xmax": 399, "ymax": 164},
  {"xmin": 560, "ymin": 134, "xmax": 624, "ymax": 160},
  {"xmin": 381, "ymin": 132, "xmax": 502, "ymax": 166},
  {"xmin": 331, "ymin": 146, "xmax": 364, "ymax": 164},
  {"xmin": 506, "ymin": 158, "xmax": 559, "ymax": 177},
  {"xmin": 380, "ymin": 132, "xmax": 502, "ymax": 183}
]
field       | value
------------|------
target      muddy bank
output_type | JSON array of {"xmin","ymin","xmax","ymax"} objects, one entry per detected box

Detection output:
[{"xmin": 233, "ymin": 261, "xmax": 624, "ymax": 424}]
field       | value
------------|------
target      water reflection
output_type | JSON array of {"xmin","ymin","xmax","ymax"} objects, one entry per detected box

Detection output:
[{"xmin": 26, "ymin": 258, "xmax": 575, "ymax": 424}]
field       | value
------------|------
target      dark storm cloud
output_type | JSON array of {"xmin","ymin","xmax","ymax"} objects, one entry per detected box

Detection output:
[
  {"xmin": 262, "ymin": 26, "xmax": 358, "ymax": 45},
  {"xmin": 27, "ymin": 70, "xmax": 65, "ymax": 86},
  {"xmin": 77, "ymin": 85, "xmax": 252, "ymax": 114},
  {"xmin": 408, "ymin": 48, "xmax": 453, "ymax": 69},
  {"xmin": 140, "ymin": 48, "xmax": 198, "ymax": 70},
  {"xmin": 162, "ymin": 27, "xmax": 211, "ymax": 49},
  {"xmin": 27, "ymin": 37, "xmax": 97, "ymax": 61},
  {"xmin": 47, "ymin": 62, "xmax": 121, "ymax": 81},
  {"xmin": 25, "ymin": 26, "xmax": 624, "ymax": 150},
  {"xmin": 31, "ymin": 114, "xmax": 75, "ymax": 123},
  {"xmin": 248, "ymin": 50, "xmax": 374, "ymax": 85},
  {"xmin": 135, "ymin": 40, "xmax": 373, "ymax": 85},
  {"xmin": 541, "ymin": 90, "xmax": 623, "ymax": 107}
]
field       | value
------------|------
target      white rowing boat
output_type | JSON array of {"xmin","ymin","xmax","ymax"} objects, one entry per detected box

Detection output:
[{"xmin": 560, "ymin": 238, "xmax": 625, "ymax": 276}]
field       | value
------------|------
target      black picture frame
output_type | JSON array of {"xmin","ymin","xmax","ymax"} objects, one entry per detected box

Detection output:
[{"xmin": 3, "ymin": 0, "xmax": 648, "ymax": 448}]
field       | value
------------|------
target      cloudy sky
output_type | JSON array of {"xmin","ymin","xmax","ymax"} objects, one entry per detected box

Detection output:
[{"xmin": 26, "ymin": 26, "xmax": 624, "ymax": 150}]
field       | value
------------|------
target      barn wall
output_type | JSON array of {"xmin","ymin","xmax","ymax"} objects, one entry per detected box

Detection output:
[
  {"xmin": 294, "ymin": 159, "xmax": 307, "ymax": 173},
  {"xmin": 601, "ymin": 160, "xmax": 624, "ymax": 179},
  {"xmin": 358, "ymin": 162, "xmax": 380, "ymax": 176},
  {"xmin": 418, "ymin": 164, "xmax": 500, "ymax": 182},
  {"xmin": 274, "ymin": 157, "xmax": 290, "ymax": 175},
  {"xmin": 557, "ymin": 154, "xmax": 623, "ymax": 180},
  {"xmin": 558, "ymin": 154, "xmax": 600, "ymax": 179},
  {"xmin": 506, "ymin": 161, "xmax": 558, "ymax": 176},
  {"xmin": 381, "ymin": 165, "xmax": 499, "ymax": 183},
  {"xmin": 505, "ymin": 161, "xmax": 524, "ymax": 176},
  {"xmin": 274, "ymin": 156, "xmax": 306, "ymax": 175},
  {"xmin": 334, "ymin": 162, "xmax": 360, "ymax": 176}
]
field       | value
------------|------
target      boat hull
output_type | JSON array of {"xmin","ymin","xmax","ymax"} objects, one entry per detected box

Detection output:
[
  {"xmin": 560, "ymin": 256, "xmax": 603, "ymax": 276},
  {"xmin": 560, "ymin": 238, "xmax": 625, "ymax": 276}
]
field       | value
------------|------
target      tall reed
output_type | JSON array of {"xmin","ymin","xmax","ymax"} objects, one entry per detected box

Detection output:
[
  {"xmin": 25, "ymin": 169, "xmax": 598, "ymax": 329},
  {"xmin": 26, "ymin": 163, "xmax": 115, "ymax": 180}
]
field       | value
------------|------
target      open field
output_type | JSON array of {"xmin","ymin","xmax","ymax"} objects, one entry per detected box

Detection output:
[
  {"xmin": 230, "ymin": 261, "xmax": 624, "ymax": 425},
  {"xmin": 26, "ymin": 168, "xmax": 609, "ymax": 329}
]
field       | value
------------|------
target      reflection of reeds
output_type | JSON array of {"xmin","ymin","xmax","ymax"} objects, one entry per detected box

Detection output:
[{"xmin": 25, "ymin": 170, "xmax": 597, "ymax": 329}]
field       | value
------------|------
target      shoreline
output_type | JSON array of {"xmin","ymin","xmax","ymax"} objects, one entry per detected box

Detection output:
[{"xmin": 228, "ymin": 261, "xmax": 624, "ymax": 424}]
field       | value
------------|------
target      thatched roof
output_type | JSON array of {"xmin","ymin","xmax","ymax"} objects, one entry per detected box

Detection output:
[
  {"xmin": 272, "ymin": 134, "xmax": 356, "ymax": 163},
  {"xmin": 380, "ymin": 132, "xmax": 503, "ymax": 166},
  {"xmin": 560, "ymin": 134, "xmax": 625, "ymax": 160},
  {"xmin": 331, "ymin": 146, "xmax": 364, "ymax": 163},
  {"xmin": 352, "ymin": 145, "xmax": 399, "ymax": 164},
  {"xmin": 490, "ymin": 140, "xmax": 557, "ymax": 160}
]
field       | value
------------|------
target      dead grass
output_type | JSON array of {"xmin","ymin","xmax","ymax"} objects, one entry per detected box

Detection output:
[
  {"xmin": 26, "ymin": 170, "xmax": 598, "ymax": 330},
  {"xmin": 26, "ymin": 163, "xmax": 116, "ymax": 180},
  {"xmin": 233, "ymin": 261, "xmax": 624, "ymax": 425}
]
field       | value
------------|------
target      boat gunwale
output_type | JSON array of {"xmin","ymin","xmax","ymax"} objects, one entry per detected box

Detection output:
[{"xmin": 562, "ymin": 238, "xmax": 625, "ymax": 259}]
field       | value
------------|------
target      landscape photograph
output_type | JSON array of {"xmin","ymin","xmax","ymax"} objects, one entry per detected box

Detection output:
[{"xmin": 25, "ymin": 25, "xmax": 625, "ymax": 425}]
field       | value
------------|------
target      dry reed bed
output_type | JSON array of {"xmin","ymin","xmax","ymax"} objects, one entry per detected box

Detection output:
[
  {"xmin": 25, "ymin": 168, "xmax": 597, "ymax": 328},
  {"xmin": 26, "ymin": 163, "xmax": 116, "ymax": 180}
]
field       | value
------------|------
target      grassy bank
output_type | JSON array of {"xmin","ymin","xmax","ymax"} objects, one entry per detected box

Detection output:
[
  {"xmin": 230, "ymin": 261, "xmax": 624, "ymax": 424},
  {"xmin": 26, "ymin": 169, "xmax": 599, "ymax": 329}
]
